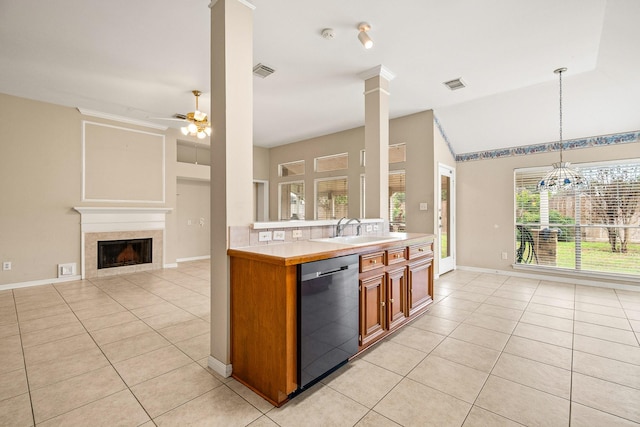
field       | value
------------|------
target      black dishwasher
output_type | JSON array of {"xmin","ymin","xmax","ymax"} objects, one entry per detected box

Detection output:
[{"xmin": 297, "ymin": 254, "xmax": 359, "ymax": 392}]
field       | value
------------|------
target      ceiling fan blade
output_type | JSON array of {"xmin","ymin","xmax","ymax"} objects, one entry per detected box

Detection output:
[{"xmin": 147, "ymin": 117, "xmax": 188, "ymax": 122}]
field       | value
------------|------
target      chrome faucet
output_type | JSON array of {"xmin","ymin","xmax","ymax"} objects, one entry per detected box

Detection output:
[{"xmin": 336, "ymin": 217, "xmax": 361, "ymax": 237}]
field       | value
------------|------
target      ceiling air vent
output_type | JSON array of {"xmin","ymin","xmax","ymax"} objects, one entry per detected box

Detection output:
[
  {"xmin": 443, "ymin": 78, "xmax": 466, "ymax": 91},
  {"xmin": 253, "ymin": 63, "xmax": 275, "ymax": 79}
]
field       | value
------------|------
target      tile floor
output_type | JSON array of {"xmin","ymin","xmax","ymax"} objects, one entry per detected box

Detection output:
[{"xmin": 1, "ymin": 262, "xmax": 640, "ymax": 426}]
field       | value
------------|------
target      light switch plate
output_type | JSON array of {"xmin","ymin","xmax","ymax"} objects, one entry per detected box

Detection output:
[
  {"xmin": 258, "ymin": 231, "xmax": 272, "ymax": 242},
  {"xmin": 273, "ymin": 230, "xmax": 285, "ymax": 241},
  {"xmin": 2, "ymin": 261, "xmax": 11, "ymax": 271}
]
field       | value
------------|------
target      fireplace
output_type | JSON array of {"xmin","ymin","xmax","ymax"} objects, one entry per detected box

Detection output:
[
  {"xmin": 98, "ymin": 238, "xmax": 152, "ymax": 269},
  {"xmin": 74, "ymin": 207, "xmax": 171, "ymax": 278}
]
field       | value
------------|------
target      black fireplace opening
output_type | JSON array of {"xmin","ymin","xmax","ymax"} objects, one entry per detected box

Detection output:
[{"xmin": 97, "ymin": 238, "xmax": 152, "ymax": 269}]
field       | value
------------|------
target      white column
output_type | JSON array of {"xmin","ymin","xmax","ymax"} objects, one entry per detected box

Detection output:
[
  {"xmin": 359, "ymin": 65, "xmax": 395, "ymax": 220},
  {"xmin": 208, "ymin": 0, "xmax": 255, "ymax": 377}
]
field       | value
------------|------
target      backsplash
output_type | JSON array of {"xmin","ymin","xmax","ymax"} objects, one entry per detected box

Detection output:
[{"xmin": 229, "ymin": 221, "xmax": 388, "ymax": 248}]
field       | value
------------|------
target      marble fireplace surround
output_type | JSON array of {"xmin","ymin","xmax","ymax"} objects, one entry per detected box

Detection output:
[{"xmin": 74, "ymin": 207, "xmax": 172, "ymax": 279}]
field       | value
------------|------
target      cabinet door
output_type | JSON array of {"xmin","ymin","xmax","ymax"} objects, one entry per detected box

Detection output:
[
  {"xmin": 360, "ymin": 274, "xmax": 386, "ymax": 346},
  {"xmin": 386, "ymin": 266, "xmax": 408, "ymax": 330},
  {"xmin": 408, "ymin": 259, "xmax": 433, "ymax": 316}
]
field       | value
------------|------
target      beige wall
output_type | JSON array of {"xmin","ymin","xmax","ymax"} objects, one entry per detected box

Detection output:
[
  {"xmin": 176, "ymin": 179, "xmax": 211, "ymax": 259},
  {"xmin": 0, "ymin": 94, "xmax": 82, "ymax": 285},
  {"xmin": 456, "ymin": 141, "xmax": 640, "ymax": 282},
  {"xmin": 267, "ymin": 110, "xmax": 445, "ymax": 235},
  {"xmin": 269, "ymin": 127, "xmax": 364, "ymax": 221},
  {"xmin": 252, "ymin": 146, "xmax": 270, "ymax": 181},
  {"xmin": 0, "ymin": 92, "xmax": 191, "ymax": 286}
]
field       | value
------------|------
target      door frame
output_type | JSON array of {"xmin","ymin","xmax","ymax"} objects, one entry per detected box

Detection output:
[{"xmin": 438, "ymin": 163, "xmax": 455, "ymax": 275}]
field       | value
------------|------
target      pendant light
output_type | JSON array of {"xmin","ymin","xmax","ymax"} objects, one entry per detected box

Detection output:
[{"xmin": 537, "ymin": 68, "xmax": 587, "ymax": 193}]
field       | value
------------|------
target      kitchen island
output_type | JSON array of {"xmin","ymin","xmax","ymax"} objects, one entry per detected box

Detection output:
[{"xmin": 227, "ymin": 232, "xmax": 435, "ymax": 406}]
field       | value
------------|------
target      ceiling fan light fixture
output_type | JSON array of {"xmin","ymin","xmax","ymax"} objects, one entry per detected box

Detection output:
[
  {"xmin": 179, "ymin": 90, "xmax": 213, "ymax": 139},
  {"xmin": 358, "ymin": 22, "xmax": 373, "ymax": 49}
]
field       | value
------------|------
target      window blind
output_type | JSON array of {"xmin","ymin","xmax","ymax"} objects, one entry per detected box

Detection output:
[{"xmin": 515, "ymin": 160, "xmax": 640, "ymax": 277}]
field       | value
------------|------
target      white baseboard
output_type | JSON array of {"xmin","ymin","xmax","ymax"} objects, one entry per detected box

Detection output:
[
  {"xmin": 0, "ymin": 274, "xmax": 83, "ymax": 291},
  {"xmin": 163, "ymin": 263, "xmax": 179, "ymax": 269},
  {"xmin": 455, "ymin": 265, "xmax": 640, "ymax": 292},
  {"xmin": 208, "ymin": 356, "xmax": 232, "ymax": 378},
  {"xmin": 176, "ymin": 255, "xmax": 211, "ymax": 263}
]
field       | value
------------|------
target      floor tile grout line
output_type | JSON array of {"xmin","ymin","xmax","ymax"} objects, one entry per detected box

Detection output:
[
  {"xmin": 50, "ymin": 273, "xmax": 219, "ymax": 425},
  {"xmin": 11, "ymin": 288, "xmax": 37, "ymax": 427},
  {"xmin": 460, "ymin": 277, "xmax": 541, "ymax": 427}
]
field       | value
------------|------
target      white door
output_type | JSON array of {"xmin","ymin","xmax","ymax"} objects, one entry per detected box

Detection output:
[{"xmin": 438, "ymin": 164, "xmax": 455, "ymax": 274}]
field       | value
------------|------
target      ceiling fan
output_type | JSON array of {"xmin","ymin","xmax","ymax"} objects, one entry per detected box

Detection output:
[{"xmin": 155, "ymin": 90, "xmax": 212, "ymax": 139}]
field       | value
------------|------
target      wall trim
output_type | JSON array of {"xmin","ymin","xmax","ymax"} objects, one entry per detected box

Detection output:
[
  {"xmin": 455, "ymin": 265, "xmax": 640, "ymax": 292},
  {"xmin": 77, "ymin": 108, "xmax": 168, "ymax": 130},
  {"xmin": 208, "ymin": 356, "xmax": 233, "ymax": 378},
  {"xmin": 433, "ymin": 114, "xmax": 456, "ymax": 159},
  {"xmin": 455, "ymin": 130, "xmax": 640, "ymax": 163},
  {"xmin": 0, "ymin": 275, "xmax": 82, "ymax": 291},
  {"xmin": 176, "ymin": 256, "xmax": 211, "ymax": 263}
]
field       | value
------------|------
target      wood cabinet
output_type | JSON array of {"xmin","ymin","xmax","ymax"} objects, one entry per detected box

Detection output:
[
  {"xmin": 358, "ymin": 242, "xmax": 434, "ymax": 350},
  {"xmin": 229, "ymin": 235, "xmax": 434, "ymax": 406}
]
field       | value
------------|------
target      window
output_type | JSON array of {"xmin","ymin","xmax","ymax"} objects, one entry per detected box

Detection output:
[
  {"xmin": 278, "ymin": 181, "xmax": 305, "ymax": 220},
  {"xmin": 389, "ymin": 143, "xmax": 406, "ymax": 164},
  {"xmin": 360, "ymin": 143, "xmax": 406, "ymax": 166},
  {"xmin": 389, "ymin": 171, "xmax": 406, "ymax": 231},
  {"xmin": 278, "ymin": 160, "xmax": 305, "ymax": 177},
  {"xmin": 315, "ymin": 153, "xmax": 348, "ymax": 172},
  {"xmin": 315, "ymin": 177, "xmax": 348, "ymax": 220},
  {"xmin": 515, "ymin": 160, "xmax": 640, "ymax": 277}
]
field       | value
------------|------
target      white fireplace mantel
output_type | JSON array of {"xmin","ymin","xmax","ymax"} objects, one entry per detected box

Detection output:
[{"xmin": 74, "ymin": 207, "xmax": 172, "ymax": 233}]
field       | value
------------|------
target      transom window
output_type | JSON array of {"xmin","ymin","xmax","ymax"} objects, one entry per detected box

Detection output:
[
  {"xmin": 315, "ymin": 153, "xmax": 348, "ymax": 173},
  {"xmin": 278, "ymin": 160, "xmax": 305, "ymax": 177}
]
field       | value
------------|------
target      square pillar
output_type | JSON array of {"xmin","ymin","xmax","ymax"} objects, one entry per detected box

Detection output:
[{"xmin": 208, "ymin": 0, "xmax": 255, "ymax": 377}]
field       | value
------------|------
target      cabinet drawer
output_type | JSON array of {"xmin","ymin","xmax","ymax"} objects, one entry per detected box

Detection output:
[
  {"xmin": 408, "ymin": 242, "xmax": 433, "ymax": 260},
  {"xmin": 386, "ymin": 247, "xmax": 406, "ymax": 265},
  {"xmin": 360, "ymin": 252, "xmax": 385, "ymax": 273}
]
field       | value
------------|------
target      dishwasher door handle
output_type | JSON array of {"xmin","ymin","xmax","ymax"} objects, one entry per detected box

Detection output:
[{"xmin": 316, "ymin": 265, "xmax": 350, "ymax": 277}]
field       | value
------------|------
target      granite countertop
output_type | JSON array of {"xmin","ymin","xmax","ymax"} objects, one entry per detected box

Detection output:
[{"xmin": 227, "ymin": 232, "xmax": 434, "ymax": 266}]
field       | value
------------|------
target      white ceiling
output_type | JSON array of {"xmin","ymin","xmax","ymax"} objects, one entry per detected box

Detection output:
[{"xmin": 1, "ymin": 0, "xmax": 639, "ymax": 154}]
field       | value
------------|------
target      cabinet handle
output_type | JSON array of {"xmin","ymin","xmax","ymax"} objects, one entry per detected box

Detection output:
[
  {"xmin": 390, "ymin": 298, "xmax": 394, "ymax": 304},
  {"xmin": 370, "ymin": 259, "xmax": 377, "ymax": 264},
  {"xmin": 418, "ymin": 248, "xmax": 424, "ymax": 252},
  {"xmin": 394, "ymin": 254, "xmax": 400, "ymax": 258},
  {"xmin": 381, "ymin": 301, "xmax": 385, "ymax": 307}
]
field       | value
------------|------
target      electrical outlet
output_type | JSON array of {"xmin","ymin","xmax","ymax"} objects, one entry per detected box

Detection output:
[
  {"xmin": 373, "ymin": 224, "xmax": 379, "ymax": 231},
  {"xmin": 273, "ymin": 230, "xmax": 285, "ymax": 241},
  {"xmin": 419, "ymin": 202, "xmax": 428, "ymax": 211},
  {"xmin": 2, "ymin": 261, "xmax": 11, "ymax": 271},
  {"xmin": 258, "ymin": 231, "xmax": 272, "ymax": 242},
  {"xmin": 292, "ymin": 229, "xmax": 302, "ymax": 239},
  {"xmin": 366, "ymin": 225, "xmax": 373, "ymax": 232},
  {"xmin": 501, "ymin": 252, "xmax": 508, "ymax": 260}
]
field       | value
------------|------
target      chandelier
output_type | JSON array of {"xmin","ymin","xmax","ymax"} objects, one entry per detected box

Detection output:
[
  {"xmin": 537, "ymin": 68, "xmax": 587, "ymax": 193},
  {"xmin": 180, "ymin": 90, "xmax": 212, "ymax": 139}
]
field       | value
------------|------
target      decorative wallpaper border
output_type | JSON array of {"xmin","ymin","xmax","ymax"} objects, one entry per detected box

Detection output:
[
  {"xmin": 454, "ymin": 131, "xmax": 640, "ymax": 163},
  {"xmin": 433, "ymin": 115, "xmax": 457, "ymax": 159}
]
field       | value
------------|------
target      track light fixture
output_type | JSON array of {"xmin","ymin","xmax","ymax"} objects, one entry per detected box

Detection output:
[{"xmin": 358, "ymin": 22, "xmax": 373, "ymax": 49}]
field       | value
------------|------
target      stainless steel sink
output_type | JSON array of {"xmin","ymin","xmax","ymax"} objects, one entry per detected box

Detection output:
[{"xmin": 310, "ymin": 235, "xmax": 403, "ymax": 246}]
